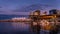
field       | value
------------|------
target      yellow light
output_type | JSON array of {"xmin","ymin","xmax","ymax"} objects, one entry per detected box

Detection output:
[{"xmin": 55, "ymin": 15, "xmax": 56, "ymax": 18}]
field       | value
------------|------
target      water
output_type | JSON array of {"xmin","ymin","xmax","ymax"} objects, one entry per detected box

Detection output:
[
  {"xmin": 0, "ymin": 15, "xmax": 31, "ymax": 34},
  {"xmin": 0, "ymin": 22, "xmax": 31, "ymax": 34},
  {"xmin": 0, "ymin": 15, "xmax": 60, "ymax": 34}
]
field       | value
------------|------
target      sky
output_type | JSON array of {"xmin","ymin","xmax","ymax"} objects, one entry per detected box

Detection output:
[{"xmin": 0, "ymin": 0, "xmax": 60, "ymax": 15}]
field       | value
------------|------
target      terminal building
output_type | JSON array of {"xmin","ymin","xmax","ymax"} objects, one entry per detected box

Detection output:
[
  {"xmin": 49, "ymin": 9, "xmax": 60, "ymax": 23},
  {"xmin": 49, "ymin": 9, "xmax": 57, "ymax": 15},
  {"xmin": 49, "ymin": 9, "xmax": 60, "ymax": 15}
]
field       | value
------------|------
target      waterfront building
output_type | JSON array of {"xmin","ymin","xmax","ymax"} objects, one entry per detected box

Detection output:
[
  {"xmin": 49, "ymin": 9, "xmax": 57, "ymax": 15},
  {"xmin": 42, "ymin": 11, "xmax": 47, "ymax": 15},
  {"xmin": 33, "ymin": 10, "xmax": 41, "ymax": 15}
]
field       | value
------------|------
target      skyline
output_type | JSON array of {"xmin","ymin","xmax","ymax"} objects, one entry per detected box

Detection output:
[{"xmin": 0, "ymin": 0, "xmax": 60, "ymax": 15}]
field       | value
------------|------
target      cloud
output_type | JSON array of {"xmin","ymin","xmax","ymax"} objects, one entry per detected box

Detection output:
[
  {"xmin": 12, "ymin": 4, "xmax": 56, "ymax": 12},
  {"xmin": 0, "ymin": 3, "xmax": 56, "ymax": 15},
  {"xmin": 0, "ymin": 0, "xmax": 59, "ymax": 15}
]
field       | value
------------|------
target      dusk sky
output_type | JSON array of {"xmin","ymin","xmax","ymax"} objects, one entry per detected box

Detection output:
[{"xmin": 0, "ymin": 0, "xmax": 60, "ymax": 15}]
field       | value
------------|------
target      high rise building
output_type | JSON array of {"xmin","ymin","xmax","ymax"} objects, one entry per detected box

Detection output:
[{"xmin": 49, "ymin": 9, "xmax": 57, "ymax": 15}]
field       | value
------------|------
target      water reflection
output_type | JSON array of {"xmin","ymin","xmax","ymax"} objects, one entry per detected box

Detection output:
[
  {"xmin": 0, "ymin": 22, "xmax": 30, "ymax": 32},
  {"xmin": 0, "ymin": 22, "xmax": 13, "ymax": 32},
  {"xmin": 0, "ymin": 22, "xmax": 60, "ymax": 34},
  {"xmin": 12, "ymin": 22, "xmax": 30, "ymax": 31}
]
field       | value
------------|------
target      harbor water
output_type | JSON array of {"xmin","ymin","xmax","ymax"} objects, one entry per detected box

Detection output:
[{"xmin": 0, "ymin": 15, "xmax": 60, "ymax": 34}]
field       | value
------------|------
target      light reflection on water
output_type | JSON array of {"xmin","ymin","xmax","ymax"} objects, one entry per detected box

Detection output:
[
  {"xmin": 0, "ymin": 22, "xmax": 60, "ymax": 34},
  {"xmin": 12, "ymin": 22, "xmax": 30, "ymax": 31},
  {"xmin": 0, "ymin": 22, "xmax": 30, "ymax": 32}
]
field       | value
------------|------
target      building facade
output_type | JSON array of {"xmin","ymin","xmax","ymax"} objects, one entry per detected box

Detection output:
[{"xmin": 49, "ymin": 9, "xmax": 57, "ymax": 15}]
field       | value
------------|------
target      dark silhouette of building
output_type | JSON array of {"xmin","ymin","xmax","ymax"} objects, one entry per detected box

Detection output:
[
  {"xmin": 49, "ymin": 9, "xmax": 57, "ymax": 15},
  {"xmin": 49, "ymin": 9, "xmax": 59, "ymax": 34}
]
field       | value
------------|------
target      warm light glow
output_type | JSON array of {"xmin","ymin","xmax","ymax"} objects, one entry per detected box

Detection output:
[{"xmin": 33, "ymin": 12, "xmax": 40, "ymax": 15}]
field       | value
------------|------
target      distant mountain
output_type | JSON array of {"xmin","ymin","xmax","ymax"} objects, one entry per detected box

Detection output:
[{"xmin": 13, "ymin": 4, "xmax": 53, "ymax": 12}]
